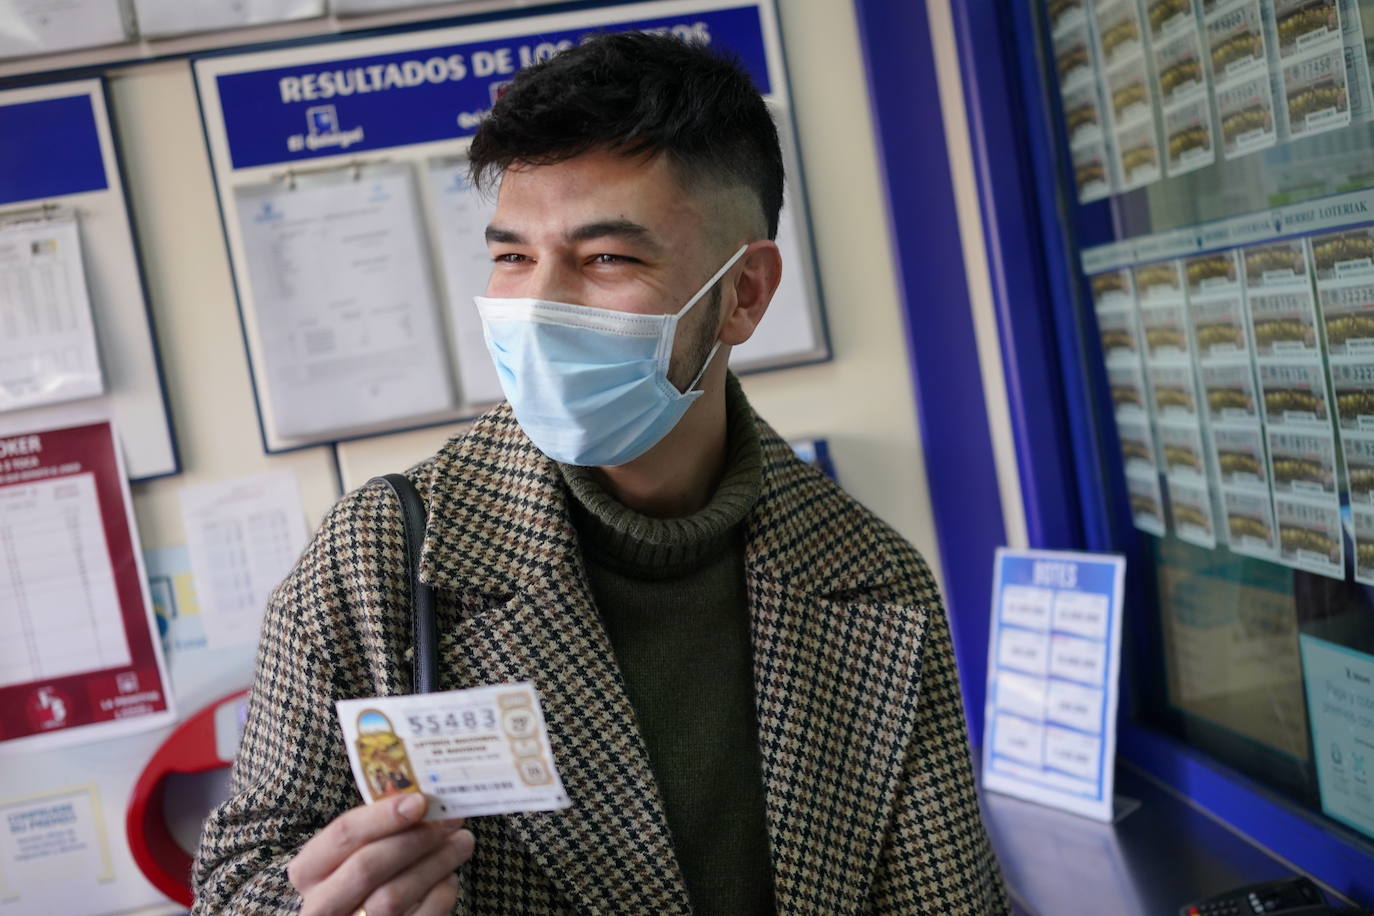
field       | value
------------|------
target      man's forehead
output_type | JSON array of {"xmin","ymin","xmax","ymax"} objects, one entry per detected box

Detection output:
[{"xmin": 490, "ymin": 151, "xmax": 706, "ymax": 239}]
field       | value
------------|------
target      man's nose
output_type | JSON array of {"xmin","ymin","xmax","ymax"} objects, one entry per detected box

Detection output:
[{"xmin": 522, "ymin": 258, "xmax": 580, "ymax": 303}]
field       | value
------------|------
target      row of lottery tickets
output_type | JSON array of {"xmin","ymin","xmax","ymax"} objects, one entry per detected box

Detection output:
[
  {"xmin": 1092, "ymin": 222, "xmax": 1374, "ymax": 583},
  {"xmin": 1049, "ymin": 0, "xmax": 1373, "ymax": 202}
]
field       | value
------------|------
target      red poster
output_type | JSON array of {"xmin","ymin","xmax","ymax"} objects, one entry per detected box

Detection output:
[{"xmin": 0, "ymin": 420, "xmax": 173, "ymax": 750}]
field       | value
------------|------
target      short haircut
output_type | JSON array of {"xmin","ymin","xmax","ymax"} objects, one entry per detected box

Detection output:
[{"xmin": 467, "ymin": 31, "xmax": 784, "ymax": 240}]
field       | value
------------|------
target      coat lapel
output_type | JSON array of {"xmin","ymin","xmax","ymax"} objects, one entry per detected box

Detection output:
[
  {"xmin": 745, "ymin": 431, "xmax": 930, "ymax": 913},
  {"xmin": 417, "ymin": 405, "xmax": 692, "ymax": 914}
]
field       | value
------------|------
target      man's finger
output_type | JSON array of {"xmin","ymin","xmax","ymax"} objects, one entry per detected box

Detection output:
[
  {"xmin": 407, "ymin": 873, "xmax": 460, "ymax": 916},
  {"xmin": 300, "ymin": 818, "xmax": 467, "ymax": 911},
  {"xmin": 288, "ymin": 794, "xmax": 431, "ymax": 889},
  {"xmin": 355, "ymin": 829, "xmax": 471, "ymax": 916},
  {"xmin": 298, "ymin": 821, "xmax": 457, "ymax": 916}
]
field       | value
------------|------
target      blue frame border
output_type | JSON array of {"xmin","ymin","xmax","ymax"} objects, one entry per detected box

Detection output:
[
  {"xmin": 853, "ymin": 0, "xmax": 1374, "ymax": 899},
  {"xmin": 0, "ymin": 75, "xmax": 183, "ymax": 483},
  {"xmin": 1121, "ymin": 723, "xmax": 1374, "ymax": 903}
]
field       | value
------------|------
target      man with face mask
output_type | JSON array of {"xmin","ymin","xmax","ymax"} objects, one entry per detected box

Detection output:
[{"xmin": 193, "ymin": 31, "xmax": 1007, "ymax": 916}]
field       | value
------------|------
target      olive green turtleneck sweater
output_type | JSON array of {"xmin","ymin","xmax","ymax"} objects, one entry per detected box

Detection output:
[{"xmin": 557, "ymin": 375, "xmax": 775, "ymax": 916}]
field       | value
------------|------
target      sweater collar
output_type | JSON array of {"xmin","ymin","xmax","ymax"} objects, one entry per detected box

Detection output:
[
  {"xmin": 417, "ymin": 380, "xmax": 911, "ymax": 601},
  {"xmin": 554, "ymin": 373, "xmax": 762, "ymax": 578}
]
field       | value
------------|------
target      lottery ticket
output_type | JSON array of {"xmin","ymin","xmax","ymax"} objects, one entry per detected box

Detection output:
[{"xmin": 337, "ymin": 682, "xmax": 572, "ymax": 820}]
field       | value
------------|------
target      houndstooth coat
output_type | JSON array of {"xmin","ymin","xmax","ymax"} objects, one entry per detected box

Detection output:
[{"xmin": 192, "ymin": 400, "xmax": 1009, "ymax": 914}]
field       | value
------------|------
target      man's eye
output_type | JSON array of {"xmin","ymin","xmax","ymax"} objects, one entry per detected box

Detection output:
[
  {"xmin": 590, "ymin": 253, "xmax": 638, "ymax": 264},
  {"xmin": 492, "ymin": 252, "xmax": 528, "ymax": 263}
]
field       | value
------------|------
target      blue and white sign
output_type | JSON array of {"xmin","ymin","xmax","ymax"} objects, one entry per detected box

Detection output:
[
  {"xmin": 1299, "ymin": 634, "xmax": 1374, "ymax": 842},
  {"xmin": 200, "ymin": 3, "xmax": 772, "ymax": 172},
  {"xmin": 982, "ymin": 548, "xmax": 1126, "ymax": 821},
  {"xmin": 0, "ymin": 94, "xmax": 107, "ymax": 207},
  {"xmin": 1080, "ymin": 187, "xmax": 1374, "ymax": 272}
]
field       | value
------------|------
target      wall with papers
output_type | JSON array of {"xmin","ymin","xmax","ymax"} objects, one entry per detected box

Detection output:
[{"xmin": 0, "ymin": 2, "xmax": 943, "ymax": 914}]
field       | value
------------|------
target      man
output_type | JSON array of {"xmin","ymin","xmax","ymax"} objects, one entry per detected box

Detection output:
[{"xmin": 194, "ymin": 31, "xmax": 1007, "ymax": 915}]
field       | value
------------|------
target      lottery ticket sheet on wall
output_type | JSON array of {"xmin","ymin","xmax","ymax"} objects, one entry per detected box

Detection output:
[
  {"xmin": 1083, "ymin": 187, "xmax": 1374, "ymax": 584},
  {"xmin": 1045, "ymin": 0, "xmax": 1373, "ymax": 199},
  {"xmin": 1042, "ymin": 0, "xmax": 1374, "ymax": 856}
]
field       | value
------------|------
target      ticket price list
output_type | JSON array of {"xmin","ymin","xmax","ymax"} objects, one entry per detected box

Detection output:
[
  {"xmin": 0, "ymin": 216, "xmax": 104, "ymax": 412},
  {"xmin": 1092, "ymin": 266, "xmax": 1168, "ymax": 535},
  {"xmin": 0, "ymin": 473, "xmax": 132, "ymax": 689},
  {"xmin": 0, "ymin": 420, "xmax": 172, "ymax": 749},
  {"xmin": 988, "ymin": 577, "xmax": 1113, "ymax": 799},
  {"xmin": 234, "ymin": 165, "xmax": 456, "ymax": 441}
]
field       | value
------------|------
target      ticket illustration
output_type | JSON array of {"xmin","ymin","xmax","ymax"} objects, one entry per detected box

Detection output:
[{"xmin": 336, "ymin": 682, "xmax": 571, "ymax": 820}]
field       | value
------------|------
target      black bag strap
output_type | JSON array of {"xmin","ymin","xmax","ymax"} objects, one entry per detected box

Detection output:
[{"xmin": 370, "ymin": 473, "xmax": 438, "ymax": 694}]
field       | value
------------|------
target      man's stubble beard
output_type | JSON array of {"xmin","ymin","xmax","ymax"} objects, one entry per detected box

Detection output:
[{"xmin": 668, "ymin": 283, "xmax": 723, "ymax": 392}]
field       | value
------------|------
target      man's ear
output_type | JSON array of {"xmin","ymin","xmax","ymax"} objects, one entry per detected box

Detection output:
[{"xmin": 719, "ymin": 240, "xmax": 783, "ymax": 346}]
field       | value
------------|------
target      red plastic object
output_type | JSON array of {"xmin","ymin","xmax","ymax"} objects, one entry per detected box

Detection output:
[{"xmin": 126, "ymin": 689, "xmax": 248, "ymax": 906}]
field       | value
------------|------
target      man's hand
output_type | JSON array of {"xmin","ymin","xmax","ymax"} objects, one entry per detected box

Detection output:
[{"xmin": 287, "ymin": 794, "xmax": 475, "ymax": 916}]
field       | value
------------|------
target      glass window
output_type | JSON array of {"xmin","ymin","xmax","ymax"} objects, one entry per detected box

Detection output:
[{"xmin": 1036, "ymin": 0, "xmax": 1374, "ymax": 847}]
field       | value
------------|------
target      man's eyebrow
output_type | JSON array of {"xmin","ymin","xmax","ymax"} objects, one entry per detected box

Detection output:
[
  {"xmin": 484, "ymin": 219, "xmax": 665, "ymax": 253},
  {"xmin": 485, "ymin": 224, "xmax": 523, "ymax": 245},
  {"xmin": 566, "ymin": 219, "xmax": 663, "ymax": 253}
]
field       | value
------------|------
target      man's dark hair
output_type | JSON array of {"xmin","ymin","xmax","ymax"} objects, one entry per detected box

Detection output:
[{"xmin": 467, "ymin": 31, "xmax": 784, "ymax": 240}]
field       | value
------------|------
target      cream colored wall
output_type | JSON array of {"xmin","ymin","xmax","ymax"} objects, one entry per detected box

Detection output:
[
  {"xmin": 112, "ymin": 60, "xmax": 342, "ymax": 553},
  {"xmin": 114, "ymin": 2, "xmax": 949, "ymax": 583}
]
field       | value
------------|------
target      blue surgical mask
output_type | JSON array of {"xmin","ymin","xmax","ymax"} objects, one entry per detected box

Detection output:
[{"xmin": 475, "ymin": 244, "xmax": 748, "ymax": 467}]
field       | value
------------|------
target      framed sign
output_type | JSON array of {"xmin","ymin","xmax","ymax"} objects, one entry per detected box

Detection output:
[
  {"xmin": 0, "ymin": 417, "xmax": 174, "ymax": 753},
  {"xmin": 0, "ymin": 78, "xmax": 179, "ymax": 480},
  {"xmin": 193, "ymin": 0, "xmax": 829, "ymax": 453},
  {"xmin": 982, "ymin": 547, "xmax": 1126, "ymax": 822}
]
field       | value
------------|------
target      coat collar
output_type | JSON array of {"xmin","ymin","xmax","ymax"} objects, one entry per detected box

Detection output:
[
  {"xmin": 417, "ymin": 402, "xmax": 928, "ymax": 912},
  {"xmin": 417, "ymin": 400, "xmax": 915, "ymax": 601}
]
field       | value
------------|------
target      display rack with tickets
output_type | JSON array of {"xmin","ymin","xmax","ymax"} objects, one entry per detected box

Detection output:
[
  {"xmin": 857, "ymin": 0, "xmax": 1374, "ymax": 905},
  {"xmin": 1037, "ymin": 0, "xmax": 1374, "ymax": 877}
]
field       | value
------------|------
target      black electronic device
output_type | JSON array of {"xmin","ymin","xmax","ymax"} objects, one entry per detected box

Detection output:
[{"xmin": 1180, "ymin": 877, "xmax": 1334, "ymax": 916}]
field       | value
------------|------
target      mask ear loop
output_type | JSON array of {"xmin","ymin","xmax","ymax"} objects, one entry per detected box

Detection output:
[
  {"xmin": 676, "ymin": 243, "xmax": 750, "ymax": 393},
  {"xmin": 685, "ymin": 341, "xmax": 723, "ymax": 393},
  {"xmin": 675, "ymin": 244, "xmax": 750, "ymax": 318}
]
